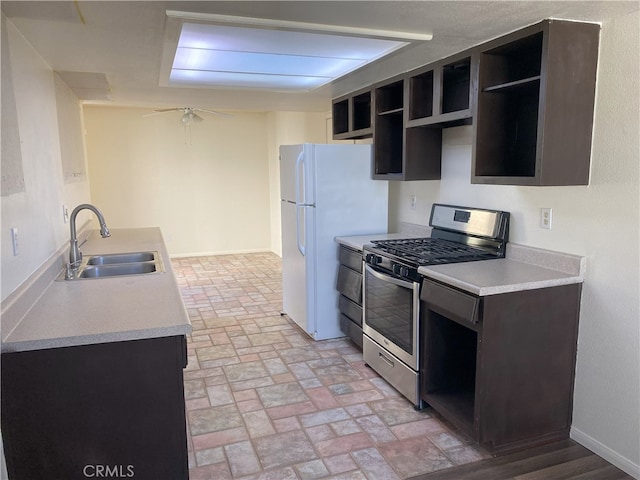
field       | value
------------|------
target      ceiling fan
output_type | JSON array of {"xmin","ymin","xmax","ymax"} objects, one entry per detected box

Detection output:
[
  {"xmin": 144, "ymin": 107, "xmax": 233, "ymax": 144},
  {"xmin": 144, "ymin": 107, "xmax": 233, "ymax": 126}
]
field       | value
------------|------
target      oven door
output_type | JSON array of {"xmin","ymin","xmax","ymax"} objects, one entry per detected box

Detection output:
[{"xmin": 362, "ymin": 264, "xmax": 421, "ymax": 370}]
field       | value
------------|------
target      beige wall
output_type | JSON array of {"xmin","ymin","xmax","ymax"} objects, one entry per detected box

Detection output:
[
  {"xmin": 1, "ymin": 15, "xmax": 91, "ymax": 302},
  {"xmin": 390, "ymin": 10, "xmax": 639, "ymax": 476},
  {"xmin": 83, "ymin": 107, "xmax": 272, "ymax": 256},
  {"xmin": 83, "ymin": 107, "xmax": 329, "ymax": 257}
]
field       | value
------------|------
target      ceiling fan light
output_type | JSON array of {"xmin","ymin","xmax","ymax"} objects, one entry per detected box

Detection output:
[{"xmin": 181, "ymin": 112, "xmax": 192, "ymax": 125}]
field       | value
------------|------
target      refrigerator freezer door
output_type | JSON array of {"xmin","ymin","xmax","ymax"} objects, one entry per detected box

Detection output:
[
  {"xmin": 280, "ymin": 145, "xmax": 301, "ymax": 202},
  {"xmin": 280, "ymin": 144, "xmax": 315, "ymax": 206},
  {"xmin": 280, "ymin": 143, "xmax": 316, "ymax": 205}
]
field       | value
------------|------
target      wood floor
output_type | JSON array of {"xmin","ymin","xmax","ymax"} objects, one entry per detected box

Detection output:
[{"xmin": 409, "ymin": 439, "xmax": 634, "ymax": 480}]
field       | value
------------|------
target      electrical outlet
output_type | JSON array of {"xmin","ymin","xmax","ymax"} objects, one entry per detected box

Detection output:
[
  {"xmin": 63, "ymin": 205, "xmax": 69, "ymax": 223},
  {"xmin": 540, "ymin": 208, "xmax": 552, "ymax": 229},
  {"xmin": 410, "ymin": 195, "xmax": 417, "ymax": 210},
  {"xmin": 11, "ymin": 227, "xmax": 19, "ymax": 256}
]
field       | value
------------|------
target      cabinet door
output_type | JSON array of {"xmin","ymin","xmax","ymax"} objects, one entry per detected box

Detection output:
[
  {"xmin": 1, "ymin": 336, "xmax": 189, "ymax": 480},
  {"xmin": 339, "ymin": 245, "xmax": 362, "ymax": 272},
  {"xmin": 337, "ymin": 265, "xmax": 362, "ymax": 304}
]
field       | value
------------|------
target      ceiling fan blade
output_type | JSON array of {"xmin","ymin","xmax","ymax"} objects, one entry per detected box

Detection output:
[
  {"xmin": 191, "ymin": 113, "xmax": 204, "ymax": 123},
  {"xmin": 142, "ymin": 109, "xmax": 178, "ymax": 117},
  {"xmin": 196, "ymin": 108, "xmax": 234, "ymax": 118}
]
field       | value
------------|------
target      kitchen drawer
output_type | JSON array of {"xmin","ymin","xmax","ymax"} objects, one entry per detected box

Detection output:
[
  {"xmin": 337, "ymin": 265, "xmax": 362, "ymax": 304},
  {"xmin": 340, "ymin": 314, "xmax": 363, "ymax": 349},
  {"xmin": 363, "ymin": 336, "xmax": 421, "ymax": 407},
  {"xmin": 339, "ymin": 246, "xmax": 363, "ymax": 273},
  {"xmin": 421, "ymin": 279, "xmax": 480, "ymax": 326},
  {"xmin": 339, "ymin": 295, "xmax": 362, "ymax": 326}
]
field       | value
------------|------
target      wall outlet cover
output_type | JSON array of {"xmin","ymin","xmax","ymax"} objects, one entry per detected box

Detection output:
[{"xmin": 540, "ymin": 208, "xmax": 552, "ymax": 229}]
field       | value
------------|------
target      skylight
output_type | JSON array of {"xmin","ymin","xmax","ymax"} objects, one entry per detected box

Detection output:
[{"xmin": 162, "ymin": 14, "xmax": 425, "ymax": 92}]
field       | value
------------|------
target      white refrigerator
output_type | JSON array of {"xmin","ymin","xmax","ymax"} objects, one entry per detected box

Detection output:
[{"xmin": 280, "ymin": 143, "xmax": 388, "ymax": 340}]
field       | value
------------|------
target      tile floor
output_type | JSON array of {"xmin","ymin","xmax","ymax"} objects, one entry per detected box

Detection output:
[{"xmin": 172, "ymin": 253, "xmax": 490, "ymax": 480}]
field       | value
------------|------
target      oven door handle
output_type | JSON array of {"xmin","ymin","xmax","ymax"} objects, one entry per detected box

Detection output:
[{"xmin": 365, "ymin": 264, "xmax": 416, "ymax": 289}]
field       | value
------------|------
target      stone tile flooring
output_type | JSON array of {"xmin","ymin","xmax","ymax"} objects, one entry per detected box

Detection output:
[{"xmin": 172, "ymin": 253, "xmax": 490, "ymax": 480}]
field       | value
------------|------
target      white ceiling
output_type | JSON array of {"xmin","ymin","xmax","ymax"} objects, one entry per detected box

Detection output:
[{"xmin": 2, "ymin": 1, "xmax": 638, "ymax": 113}]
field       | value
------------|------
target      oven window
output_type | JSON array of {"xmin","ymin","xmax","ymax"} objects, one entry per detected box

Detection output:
[{"xmin": 364, "ymin": 269, "xmax": 414, "ymax": 354}]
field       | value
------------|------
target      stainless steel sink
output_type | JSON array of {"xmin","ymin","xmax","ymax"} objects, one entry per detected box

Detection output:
[
  {"xmin": 80, "ymin": 262, "xmax": 157, "ymax": 278},
  {"xmin": 87, "ymin": 252, "xmax": 156, "ymax": 265},
  {"xmin": 58, "ymin": 250, "xmax": 164, "ymax": 281}
]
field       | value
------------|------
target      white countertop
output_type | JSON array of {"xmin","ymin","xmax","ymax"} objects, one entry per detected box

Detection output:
[
  {"xmin": 1, "ymin": 228, "xmax": 192, "ymax": 353},
  {"xmin": 335, "ymin": 234, "xmax": 585, "ymax": 296},
  {"xmin": 419, "ymin": 257, "xmax": 583, "ymax": 296},
  {"xmin": 419, "ymin": 243, "xmax": 585, "ymax": 296}
]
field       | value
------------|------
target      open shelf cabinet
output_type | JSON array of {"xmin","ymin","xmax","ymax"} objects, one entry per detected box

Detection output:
[
  {"xmin": 472, "ymin": 20, "xmax": 600, "ymax": 185},
  {"xmin": 372, "ymin": 54, "xmax": 474, "ymax": 180},
  {"xmin": 332, "ymin": 87, "xmax": 373, "ymax": 140},
  {"xmin": 421, "ymin": 279, "xmax": 583, "ymax": 453},
  {"xmin": 332, "ymin": 19, "xmax": 599, "ymax": 186}
]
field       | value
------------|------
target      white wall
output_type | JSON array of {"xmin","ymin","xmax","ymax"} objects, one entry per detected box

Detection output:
[
  {"xmin": 390, "ymin": 10, "xmax": 639, "ymax": 476},
  {"xmin": 1, "ymin": 15, "xmax": 91, "ymax": 302},
  {"xmin": 266, "ymin": 111, "xmax": 329, "ymax": 256}
]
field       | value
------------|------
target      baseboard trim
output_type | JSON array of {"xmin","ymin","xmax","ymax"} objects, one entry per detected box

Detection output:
[
  {"xmin": 571, "ymin": 427, "xmax": 640, "ymax": 478},
  {"xmin": 170, "ymin": 249, "xmax": 274, "ymax": 259}
]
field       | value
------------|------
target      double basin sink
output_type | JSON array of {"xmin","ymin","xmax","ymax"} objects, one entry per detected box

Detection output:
[{"xmin": 59, "ymin": 251, "xmax": 164, "ymax": 280}]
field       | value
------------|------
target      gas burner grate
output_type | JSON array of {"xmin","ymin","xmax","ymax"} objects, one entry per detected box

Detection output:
[{"xmin": 370, "ymin": 238, "xmax": 495, "ymax": 265}]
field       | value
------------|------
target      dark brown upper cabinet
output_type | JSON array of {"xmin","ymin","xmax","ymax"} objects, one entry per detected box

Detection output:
[
  {"xmin": 331, "ymin": 87, "xmax": 373, "ymax": 140},
  {"xmin": 372, "ymin": 76, "xmax": 408, "ymax": 179},
  {"xmin": 333, "ymin": 19, "xmax": 599, "ymax": 185},
  {"xmin": 472, "ymin": 20, "xmax": 600, "ymax": 185},
  {"xmin": 372, "ymin": 54, "xmax": 475, "ymax": 181},
  {"xmin": 407, "ymin": 53, "xmax": 475, "ymax": 128}
]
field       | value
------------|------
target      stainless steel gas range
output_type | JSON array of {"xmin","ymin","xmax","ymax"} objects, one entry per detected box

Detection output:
[{"xmin": 362, "ymin": 204, "xmax": 510, "ymax": 408}]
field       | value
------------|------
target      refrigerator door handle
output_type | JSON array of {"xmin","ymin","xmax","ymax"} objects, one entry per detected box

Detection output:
[
  {"xmin": 294, "ymin": 149, "xmax": 307, "ymax": 256},
  {"xmin": 296, "ymin": 205, "xmax": 306, "ymax": 256},
  {"xmin": 294, "ymin": 150, "xmax": 305, "ymax": 205}
]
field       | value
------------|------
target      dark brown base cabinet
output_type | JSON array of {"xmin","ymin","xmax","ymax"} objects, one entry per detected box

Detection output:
[
  {"xmin": 336, "ymin": 245, "xmax": 364, "ymax": 348},
  {"xmin": 421, "ymin": 280, "xmax": 582, "ymax": 454},
  {"xmin": 1, "ymin": 336, "xmax": 189, "ymax": 480}
]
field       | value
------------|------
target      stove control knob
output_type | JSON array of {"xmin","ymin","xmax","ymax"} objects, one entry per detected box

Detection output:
[
  {"xmin": 391, "ymin": 264, "xmax": 409, "ymax": 277},
  {"xmin": 365, "ymin": 254, "xmax": 382, "ymax": 265}
]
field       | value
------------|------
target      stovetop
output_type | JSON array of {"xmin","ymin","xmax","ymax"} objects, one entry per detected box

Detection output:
[
  {"xmin": 363, "ymin": 204, "xmax": 510, "ymax": 270},
  {"xmin": 368, "ymin": 237, "xmax": 498, "ymax": 266}
]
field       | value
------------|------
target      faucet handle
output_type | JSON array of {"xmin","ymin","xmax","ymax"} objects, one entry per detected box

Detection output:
[{"xmin": 65, "ymin": 263, "xmax": 75, "ymax": 280}]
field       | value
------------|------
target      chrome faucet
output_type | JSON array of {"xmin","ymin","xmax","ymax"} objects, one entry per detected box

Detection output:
[{"xmin": 66, "ymin": 204, "xmax": 110, "ymax": 279}]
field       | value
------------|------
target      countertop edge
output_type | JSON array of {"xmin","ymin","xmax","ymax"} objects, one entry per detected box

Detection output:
[
  {"xmin": 420, "ymin": 268, "xmax": 584, "ymax": 296},
  {"xmin": 1, "ymin": 326, "xmax": 192, "ymax": 353}
]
